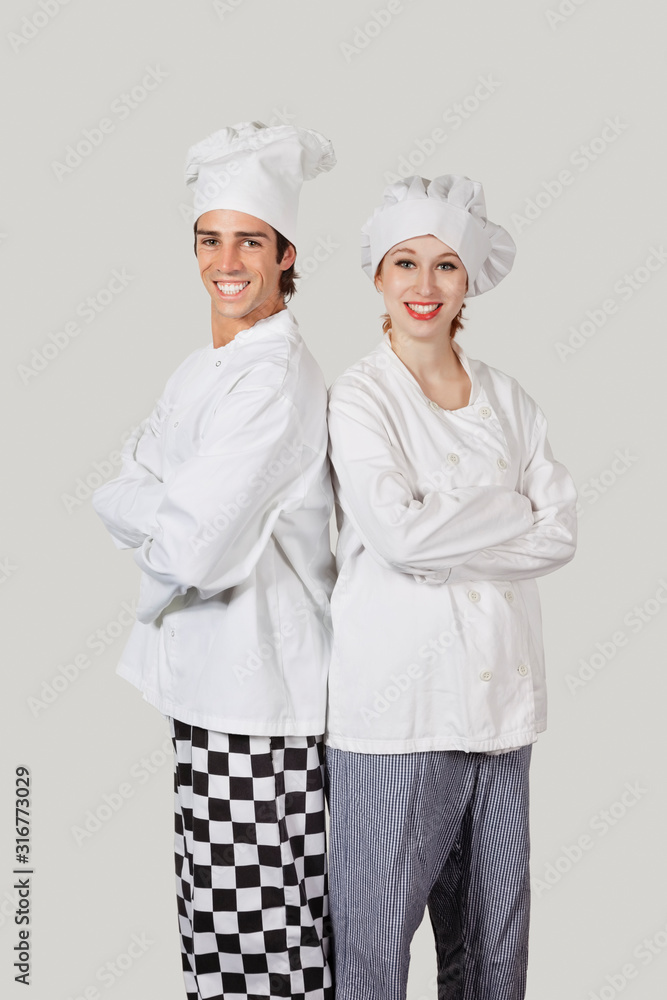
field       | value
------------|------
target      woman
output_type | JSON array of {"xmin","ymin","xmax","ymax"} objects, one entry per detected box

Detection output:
[{"xmin": 325, "ymin": 175, "xmax": 578, "ymax": 999}]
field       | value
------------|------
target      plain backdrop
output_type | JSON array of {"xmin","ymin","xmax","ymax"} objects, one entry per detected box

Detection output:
[{"xmin": 2, "ymin": 1, "xmax": 666, "ymax": 998}]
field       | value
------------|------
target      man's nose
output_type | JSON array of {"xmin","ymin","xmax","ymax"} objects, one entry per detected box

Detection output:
[{"xmin": 214, "ymin": 244, "xmax": 243, "ymax": 274}]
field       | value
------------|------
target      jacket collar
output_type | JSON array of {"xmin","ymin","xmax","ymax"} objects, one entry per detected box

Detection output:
[
  {"xmin": 378, "ymin": 332, "xmax": 481, "ymax": 407},
  {"xmin": 211, "ymin": 307, "xmax": 299, "ymax": 353}
]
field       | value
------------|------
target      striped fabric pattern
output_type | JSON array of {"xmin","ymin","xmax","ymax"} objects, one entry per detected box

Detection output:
[{"xmin": 325, "ymin": 745, "xmax": 532, "ymax": 1000}]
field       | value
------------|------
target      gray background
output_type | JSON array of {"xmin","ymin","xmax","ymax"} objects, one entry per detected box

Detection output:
[{"xmin": 2, "ymin": 1, "xmax": 666, "ymax": 997}]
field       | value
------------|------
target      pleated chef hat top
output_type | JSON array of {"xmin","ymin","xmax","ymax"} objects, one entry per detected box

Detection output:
[
  {"xmin": 185, "ymin": 121, "xmax": 336, "ymax": 245},
  {"xmin": 361, "ymin": 174, "xmax": 516, "ymax": 297}
]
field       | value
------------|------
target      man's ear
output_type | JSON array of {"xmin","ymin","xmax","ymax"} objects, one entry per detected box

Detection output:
[{"xmin": 279, "ymin": 242, "xmax": 297, "ymax": 271}]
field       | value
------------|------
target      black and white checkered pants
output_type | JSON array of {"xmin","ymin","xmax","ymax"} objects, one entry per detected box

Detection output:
[{"xmin": 170, "ymin": 719, "xmax": 333, "ymax": 1000}]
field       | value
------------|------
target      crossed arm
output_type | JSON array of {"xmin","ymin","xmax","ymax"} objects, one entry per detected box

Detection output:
[{"xmin": 327, "ymin": 388, "xmax": 577, "ymax": 585}]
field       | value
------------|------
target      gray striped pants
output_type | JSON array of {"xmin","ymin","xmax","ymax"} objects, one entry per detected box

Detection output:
[{"xmin": 325, "ymin": 745, "xmax": 532, "ymax": 1000}]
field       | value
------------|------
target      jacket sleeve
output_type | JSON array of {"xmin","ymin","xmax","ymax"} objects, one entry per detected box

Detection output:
[
  {"xmin": 327, "ymin": 384, "xmax": 535, "ymax": 582},
  {"xmin": 132, "ymin": 384, "xmax": 306, "ymax": 624},
  {"xmin": 444, "ymin": 408, "xmax": 578, "ymax": 584},
  {"xmin": 92, "ymin": 404, "xmax": 168, "ymax": 550}
]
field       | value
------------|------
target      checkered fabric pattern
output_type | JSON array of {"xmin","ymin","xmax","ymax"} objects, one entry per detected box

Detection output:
[
  {"xmin": 326, "ymin": 745, "xmax": 532, "ymax": 1000},
  {"xmin": 170, "ymin": 718, "xmax": 333, "ymax": 1000}
]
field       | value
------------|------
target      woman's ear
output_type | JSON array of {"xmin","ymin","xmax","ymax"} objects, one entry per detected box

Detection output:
[{"xmin": 374, "ymin": 269, "xmax": 383, "ymax": 293}]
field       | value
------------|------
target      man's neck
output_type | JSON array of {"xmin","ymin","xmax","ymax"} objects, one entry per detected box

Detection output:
[{"xmin": 211, "ymin": 300, "xmax": 287, "ymax": 349}]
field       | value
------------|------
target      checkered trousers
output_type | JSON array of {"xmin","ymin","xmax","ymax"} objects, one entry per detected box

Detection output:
[
  {"xmin": 326, "ymin": 745, "xmax": 532, "ymax": 1000},
  {"xmin": 170, "ymin": 718, "xmax": 333, "ymax": 1000}
]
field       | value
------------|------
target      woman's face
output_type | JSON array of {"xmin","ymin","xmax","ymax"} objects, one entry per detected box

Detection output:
[{"xmin": 375, "ymin": 235, "xmax": 468, "ymax": 342}]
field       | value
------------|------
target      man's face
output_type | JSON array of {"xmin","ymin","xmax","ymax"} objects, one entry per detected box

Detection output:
[{"xmin": 195, "ymin": 209, "xmax": 296, "ymax": 344}]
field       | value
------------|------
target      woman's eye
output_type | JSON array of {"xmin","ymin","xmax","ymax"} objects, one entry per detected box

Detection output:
[
  {"xmin": 396, "ymin": 259, "xmax": 415, "ymax": 268},
  {"xmin": 437, "ymin": 262, "xmax": 456, "ymax": 270}
]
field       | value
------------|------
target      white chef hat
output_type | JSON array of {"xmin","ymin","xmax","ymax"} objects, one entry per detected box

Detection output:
[
  {"xmin": 361, "ymin": 174, "xmax": 516, "ymax": 297},
  {"xmin": 185, "ymin": 120, "xmax": 336, "ymax": 245}
]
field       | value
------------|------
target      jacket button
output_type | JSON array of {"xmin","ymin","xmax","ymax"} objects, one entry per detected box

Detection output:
[
  {"xmin": 517, "ymin": 663, "xmax": 529, "ymax": 676},
  {"xmin": 497, "ymin": 457, "xmax": 508, "ymax": 470},
  {"xmin": 447, "ymin": 452, "xmax": 460, "ymax": 465},
  {"xmin": 479, "ymin": 406, "xmax": 492, "ymax": 419},
  {"xmin": 170, "ymin": 629, "xmax": 175, "ymax": 638},
  {"xmin": 215, "ymin": 360, "xmax": 221, "ymax": 367},
  {"xmin": 504, "ymin": 590, "xmax": 515, "ymax": 602},
  {"xmin": 429, "ymin": 400, "xmax": 439, "ymax": 411},
  {"xmin": 173, "ymin": 420, "xmax": 179, "ymax": 427},
  {"xmin": 468, "ymin": 590, "xmax": 480, "ymax": 602},
  {"xmin": 480, "ymin": 670, "xmax": 493, "ymax": 681}
]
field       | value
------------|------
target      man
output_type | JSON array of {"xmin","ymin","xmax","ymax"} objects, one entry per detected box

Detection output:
[{"xmin": 93, "ymin": 121, "xmax": 336, "ymax": 1000}]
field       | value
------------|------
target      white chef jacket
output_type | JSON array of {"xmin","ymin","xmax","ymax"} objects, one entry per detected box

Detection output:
[
  {"xmin": 325, "ymin": 335, "xmax": 577, "ymax": 754},
  {"xmin": 92, "ymin": 309, "xmax": 335, "ymax": 736}
]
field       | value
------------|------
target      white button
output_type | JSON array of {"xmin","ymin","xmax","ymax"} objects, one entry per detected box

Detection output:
[
  {"xmin": 429, "ymin": 400, "xmax": 439, "ymax": 411},
  {"xmin": 480, "ymin": 670, "xmax": 493, "ymax": 682},
  {"xmin": 468, "ymin": 590, "xmax": 480, "ymax": 602},
  {"xmin": 215, "ymin": 360, "xmax": 221, "ymax": 367},
  {"xmin": 504, "ymin": 590, "xmax": 514, "ymax": 602},
  {"xmin": 447, "ymin": 452, "xmax": 460, "ymax": 465},
  {"xmin": 497, "ymin": 457, "xmax": 508, "ymax": 471},
  {"xmin": 170, "ymin": 629, "xmax": 175, "ymax": 638},
  {"xmin": 517, "ymin": 663, "xmax": 529, "ymax": 676},
  {"xmin": 479, "ymin": 406, "xmax": 492, "ymax": 419},
  {"xmin": 173, "ymin": 421, "xmax": 179, "ymax": 427}
]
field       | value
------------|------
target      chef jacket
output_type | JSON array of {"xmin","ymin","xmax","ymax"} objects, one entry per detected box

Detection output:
[
  {"xmin": 92, "ymin": 309, "xmax": 335, "ymax": 736},
  {"xmin": 325, "ymin": 335, "xmax": 577, "ymax": 754}
]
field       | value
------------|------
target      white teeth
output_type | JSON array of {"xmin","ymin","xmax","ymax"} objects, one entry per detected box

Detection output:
[
  {"xmin": 407, "ymin": 302, "xmax": 440, "ymax": 314},
  {"xmin": 216, "ymin": 281, "xmax": 249, "ymax": 294}
]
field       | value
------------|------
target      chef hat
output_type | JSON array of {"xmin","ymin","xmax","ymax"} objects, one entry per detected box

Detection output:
[
  {"xmin": 361, "ymin": 174, "xmax": 516, "ymax": 297},
  {"xmin": 185, "ymin": 120, "xmax": 336, "ymax": 245}
]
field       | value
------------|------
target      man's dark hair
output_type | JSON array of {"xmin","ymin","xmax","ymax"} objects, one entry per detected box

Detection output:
[{"xmin": 193, "ymin": 223, "xmax": 299, "ymax": 301}]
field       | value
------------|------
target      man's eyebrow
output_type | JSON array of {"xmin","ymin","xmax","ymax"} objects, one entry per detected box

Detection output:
[{"xmin": 195, "ymin": 229, "xmax": 270, "ymax": 239}]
